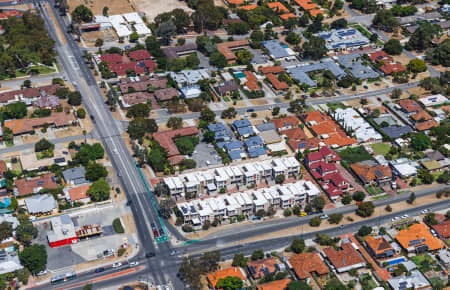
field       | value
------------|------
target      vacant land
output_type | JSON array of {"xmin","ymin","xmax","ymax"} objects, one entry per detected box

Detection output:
[
  {"xmin": 338, "ymin": 146, "xmax": 373, "ymax": 164},
  {"xmin": 134, "ymin": 0, "xmax": 193, "ymax": 22},
  {"xmin": 68, "ymin": 0, "xmax": 134, "ymax": 16}
]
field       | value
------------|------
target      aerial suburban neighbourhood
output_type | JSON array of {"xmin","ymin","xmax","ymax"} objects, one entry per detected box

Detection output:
[{"xmin": 0, "ymin": 0, "xmax": 448, "ymax": 289}]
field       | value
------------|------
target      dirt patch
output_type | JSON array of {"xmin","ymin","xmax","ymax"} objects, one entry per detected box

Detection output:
[
  {"xmin": 134, "ymin": 0, "xmax": 193, "ymax": 22},
  {"xmin": 392, "ymin": 53, "xmax": 411, "ymax": 65},
  {"xmin": 54, "ymin": 126, "xmax": 83, "ymax": 138},
  {"xmin": 121, "ymin": 213, "xmax": 136, "ymax": 234},
  {"xmin": 46, "ymin": 2, "xmax": 66, "ymax": 45},
  {"xmin": 82, "ymin": 29, "xmax": 117, "ymax": 44},
  {"xmin": 21, "ymin": 135, "xmax": 40, "ymax": 145},
  {"xmin": 249, "ymin": 99, "xmax": 268, "ymax": 106},
  {"xmin": 185, "ymin": 220, "xmax": 253, "ymax": 240},
  {"xmin": 68, "ymin": 0, "xmax": 134, "ymax": 16},
  {"xmin": 408, "ymin": 86, "xmax": 427, "ymax": 96}
]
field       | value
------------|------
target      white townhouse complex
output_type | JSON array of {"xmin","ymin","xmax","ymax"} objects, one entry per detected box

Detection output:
[
  {"xmin": 176, "ymin": 180, "xmax": 321, "ymax": 226},
  {"xmin": 332, "ymin": 108, "xmax": 382, "ymax": 144},
  {"xmin": 163, "ymin": 157, "xmax": 301, "ymax": 200}
]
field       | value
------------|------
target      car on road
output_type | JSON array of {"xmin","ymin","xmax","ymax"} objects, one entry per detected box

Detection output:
[
  {"xmin": 170, "ymin": 250, "xmax": 179, "ymax": 256},
  {"xmin": 298, "ymin": 212, "xmax": 307, "ymax": 217},
  {"xmin": 420, "ymin": 209, "xmax": 428, "ymax": 214},
  {"xmin": 145, "ymin": 252, "xmax": 155, "ymax": 258},
  {"xmin": 153, "ymin": 229, "xmax": 159, "ymax": 238},
  {"xmin": 36, "ymin": 270, "xmax": 47, "ymax": 276},
  {"xmin": 129, "ymin": 261, "xmax": 139, "ymax": 266},
  {"xmin": 320, "ymin": 214, "xmax": 329, "ymax": 220},
  {"xmin": 401, "ymin": 214, "xmax": 409, "ymax": 219},
  {"xmin": 159, "ymin": 228, "xmax": 165, "ymax": 236},
  {"xmin": 151, "ymin": 223, "xmax": 156, "ymax": 230},
  {"xmin": 126, "ymin": 200, "xmax": 132, "ymax": 206},
  {"xmin": 115, "ymin": 187, "xmax": 121, "ymax": 193},
  {"xmin": 94, "ymin": 268, "xmax": 105, "ymax": 273},
  {"xmin": 339, "ymin": 225, "xmax": 344, "ymax": 229},
  {"xmin": 112, "ymin": 263, "xmax": 122, "ymax": 268},
  {"xmin": 247, "ymin": 108, "xmax": 255, "ymax": 112},
  {"xmin": 363, "ymin": 85, "xmax": 368, "ymax": 89}
]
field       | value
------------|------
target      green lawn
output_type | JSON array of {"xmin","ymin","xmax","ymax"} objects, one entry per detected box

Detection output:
[
  {"xmin": 411, "ymin": 254, "xmax": 434, "ymax": 265},
  {"xmin": 223, "ymin": 97, "xmax": 230, "ymax": 102},
  {"xmin": 366, "ymin": 186, "xmax": 383, "ymax": 195},
  {"xmin": 338, "ymin": 146, "xmax": 373, "ymax": 164},
  {"xmin": 372, "ymin": 193, "xmax": 390, "ymax": 200},
  {"xmin": 32, "ymin": 65, "xmax": 56, "ymax": 74},
  {"xmin": 371, "ymin": 143, "xmax": 390, "ymax": 155}
]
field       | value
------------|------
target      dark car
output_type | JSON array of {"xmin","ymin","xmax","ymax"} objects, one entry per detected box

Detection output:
[
  {"xmin": 145, "ymin": 252, "xmax": 155, "ymax": 258},
  {"xmin": 151, "ymin": 223, "xmax": 156, "ymax": 230},
  {"xmin": 95, "ymin": 267, "xmax": 105, "ymax": 273},
  {"xmin": 115, "ymin": 187, "xmax": 121, "ymax": 194},
  {"xmin": 126, "ymin": 200, "xmax": 132, "ymax": 206},
  {"xmin": 247, "ymin": 108, "xmax": 255, "ymax": 112},
  {"xmin": 159, "ymin": 228, "xmax": 165, "ymax": 236}
]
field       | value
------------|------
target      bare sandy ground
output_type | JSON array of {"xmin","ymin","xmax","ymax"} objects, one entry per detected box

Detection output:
[{"xmin": 134, "ymin": 0, "xmax": 194, "ymax": 22}]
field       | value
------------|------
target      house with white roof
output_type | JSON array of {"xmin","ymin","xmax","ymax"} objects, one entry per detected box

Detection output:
[
  {"xmin": 390, "ymin": 158, "xmax": 419, "ymax": 178},
  {"xmin": 252, "ymin": 191, "xmax": 269, "ymax": 211},
  {"xmin": 333, "ymin": 108, "xmax": 382, "ymax": 143}
]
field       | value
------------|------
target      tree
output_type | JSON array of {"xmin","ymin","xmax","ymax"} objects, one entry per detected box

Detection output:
[
  {"xmin": 285, "ymin": 32, "xmax": 301, "ymax": 45},
  {"xmin": 316, "ymin": 233, "xmax": 334, "ymax": 245},
  {"xmin": 372, "ymin": 9, "xmax": 399, "ymax": 32},
  {"xmin": 35, "ymin": 138, "xmax": 53, "ymax": 152},
  {"xmin": 410, "ymin": 132, "xmax": 431, "ymax": 151},
  {"xmin": 19, "ymin": 244, "xmax": 47, "ymax": 274},
  {"xmin": 407, "ymin": 22, "xmax": 441, "ymax": 51},
  {"xmin": 284, "ymin": 208, "xmax": 292, "ymax": 217},
  {"xmin": 309, "ymin": 217, "xmax": 321, "ymax": 227},
  {"xmin": 312, "ymin": 196, "xmax": 325, "ymax": 211},
  {"xmin": 391, "ymin": 4, "xmax": 417, "ymax": 16},
  {"xmin": 324, "ymin": 278, "xmax": 347, "ymax": 290},
  {"xmin": 68, "ymin": 91, "xmax": 82, "ymax": 106},
  {"xmin": 71, "ymin": 5, "xmax": 93, "ymax": 23},
  {"xmin": 77, "ymin": 108, "xmax": 86, "ymax": 119},
  {"xmin": 209, "ymin": 51, "xmax": 227, "ymax": 68},
  {"xmin": 385, "ymin": 204, "xmax": 392, "ymax": 212},
  {"xmin": 232, "ymin": 253, "xmax": 248, "ymax": 267},
  {"xmin": 175, "ymin": 137, "xmax": 199, "ymax": 155},
  {"xmin": 159, "ymin": 198, "xmax": 176, "ymax": 219},
  {"xmin": 275, "ymin": 174, "xmax": 285, "ymax": 184},
  {"xmin": 302, "ymin": 36, "xmax": 327, "ymax": 60},
  {"xmin": 200, "ymin": 108, "xmax": 216, "ymax": 123},
  {"xmin": 407, "ymin": 59, "xmax": 427, "ymax": 73},
  {"xmin": 391, "ymin": 88, "xmax": 402, "ymax": 99},
  {"xmin": 331, "ymin": 18, "xmax": 347, "ymax": 29},
  {"xmin": 148, "ymin": 143, "xmax": 168, "ymax": 172},
  {"xmin": 23, "ymin": 79, "xmax": 32, "ymax": 88},
  {"xmin": 85, "ymin": 162, "xmax": 108, "ymax": 181},
  {"xmin": 221, "ymin": 108, "xmax": 237, "ymax": 119},
  {"xmin": 216, "ymin": 276, "xmax": 243, "ymax": 289},
  {"xmin": 392, "ymin": 70, "xmax": 410, "ymax": 84},
  {"xmin": 102, "ymin": 6, "xmax": 109, "ymax": 16},
  {"xmin": 87, "ymin": 178, "xmax": 110, "ymax": 201},
  {"xmin": 167, "ymin": 117, "xmax": 183, "ymax": 129},
  {"xmin": 127, "ymin": 118, "xmax": 158, "ymax": 139},
  {"xmin": 126, "ymin": 103, "xmax": 150, "ymax": 118},
  {"xmin": 358, "ymin": 225, "xmax": 372, "ymax": 236},
  {"xmin": 427, "ymin": 39, "xmax": 450, "ymax": 67},
  {"xmin": 342, "ymin": 194, "xmax": 352, "ymax": 205},
  {"xmin": 407, "ymin": 192, "xmax": 416, "ymax": 204},
  {"xmin": 2, "ymin": 127, "xmax": 14, "ymax": 144},
  {"xmin": 95, "ymin": 38, "xmax": 104, "ymax": 48},
  {"xmin": 16, "ymin": 221, "xmax": 38, "ymax": 246},
  {"xmin": 288, "ymin": 280, "xmax": 312, "ymax": 290},
  {"xmin": 0, "ymin": 222, "xmax": 12, "ymax": 241},
  {"xmin": 236, "ymin": 50, "xmax": 253, "ymax": 65},
  {"xmin": 356, "ymin": 201, "xmax": 375, "ymax": 217},
  {"xmin": 290, "ymin": 238, "xmax": 305, "ymax": 254},
  {"xmin": 251, "ymin": 249, "xmax": 264, "ymax": 260},
  {"xmin": 424, "ymin": 213, "xmax": 438, "ymax": 225},
  {"xmin": 145, "ymin": 36, "xmax": 164, "ymax": 58},
  {"xmin": 186, "ymin": 53, "xmax": 200, "ymax": 68},
  {"xmin": 352, "ymin": 191, "xmax": 365, "ymax": 202},
  {"xmin": 272, "ymin": 107, "xmax": 280, "ymax": 116},
  {"xmin": 228, "ymin": 22, "xmax": 250, "ymax": 35},
  {"xmin": 328, "ymin": 213, "xmax": 343, "ymax": 224},
  {"xmin": 157, "ymin": 20, "xmax": 176, "ymax": 45}
]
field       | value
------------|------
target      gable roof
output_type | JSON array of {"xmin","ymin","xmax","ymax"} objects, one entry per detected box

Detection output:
[
  {"xmin": 365, "ymin": 236, "xmax": 394, "ymax": 255},
  {"xmin": 247, "ymin": 258, "xmax": 278, "ymax": 279},
  {"xmin": 416, "ymin": 120, "xmax": 438, "ymax": 131},
  {"xmin": 323, "ymin": 243, "xmax": 365, "ymax": 270},
  {"xmin": 289, "ymin": 252, "xmax": 329, "ymax": 280},
  {"xmin": 153, "ymin": 126, "xmax": 199, "ymax": 157},
  {"xmin": 259, "ymin": 66, "xmax": 285, "ymax": 74},
  {"xmin": 432, "ymin": 220, "xmax": 450, "ymax": 239},
  {"xmin": 350, "ymin": 163, "xmax": 392, "ymax": 183},
  {"xmin": 267, "ymin": 2, "xmax": 289, "ymax": 13},
  {"xmin": 271, "ymin": 116, "xmax": 300, "ymax": 130},
  {"xmin": 129, "ymin": 49, "xmax": 151, "ymax": 61},
  {"xmin": 207, "ymin": 267, "xmax": 247, "ymax": 288},
  {"xmin": 154, "ymin": 88, "xmax": 180, "ymax": 101},
  {"xmin": 67, "ymin": 184, "xmax": 91, "ymax": 202},
  {"xmin": 24, "ymin": 194, "xmax": 57, "ymax": 214},
  {"xmin": 15, "ymin": 173, "xmax": 58, "ymax": 196},
  {"xmin": 257, "ymin": 278, "xmax": 291, "ymax": 290},
  {"xmin": 282, "ymin": 127, "xmax": 308, "ymax": 140},
  {"xmin": 266, "ymin": 74, "xmax": 289, "ymax": 90}
]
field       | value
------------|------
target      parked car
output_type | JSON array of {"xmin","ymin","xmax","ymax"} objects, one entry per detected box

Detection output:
[
  {"xmin": 94, "ymin": 268, "xmax": 105, "ymax": 273},
  {"xmin": 320, "ymin": 214, "xmax": 329, "ymax": 220},
  {"xmin": 36, "ymin": 270, "xmax": 47, "ymax": 276},
  {"xmin": 145, "ymin": 252, "xmax": 155, "ymax": 258},
  {"xmin": 129, "ymin": 261, "xmax": 139, "ymax": 266},
  {"xmin": 299, "ymin": 212, "xmax": 307, "ymax": 217},
  {"xmin": 159, "ymin": 228, "xmax": 165, "ymax": 236},
  {"xmin": 115, "ymin": 187, "xmax": 121, "ymax": 194},
  {"xmin": 247, "ymin": 108, "xmax": 254, "ymax": 112},
  {"xmin": 112, "ymin": 263, "xmax": 122, "ymax": 268}
]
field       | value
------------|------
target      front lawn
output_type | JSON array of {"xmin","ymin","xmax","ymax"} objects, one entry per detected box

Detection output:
[
  {"xmin": 372, "ymin": 193, "xmax": 390, "ymax": 200},
  {"xmin": 338, "ymin": 146, "xmax": 373, "ymax": 164},
  {"xmin": 371, "ymin": 143, "xmax": 390, "ymax": 155},
  {"xmin": 366, "ymin": 185, "xmax": 384, "ymax": 195}
]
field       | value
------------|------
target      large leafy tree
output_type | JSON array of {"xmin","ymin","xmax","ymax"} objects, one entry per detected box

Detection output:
[
  {"xmin": 384, "ymin": 39, "xmax": 403, "ymax": 55},
  {"xmin": 427, "ymin": 38, "xmax": 450, "ymax": 67},
  {"xmin": 85, "ymin": 162, "xmax": 108, "ymax": 181},
  {"xmin": 0, "ymin": 222, "xmax": 13, "ymax": 241},
  {"xmin": 19, "ymin": 244, "xmax": 47, "ymax": 274},
  {"xmin": 302, "ymin": 36, "xmax": 327, "ymax": 60},
  {"xmin": 87, "ymin": 178, "xmax": 110, "ymax": 201},
  {"xmin": 216, "ymin": 276, "xmax": 243, "ymax": 289},
  {"xmin": 15, "ymin": 221, "xmax": 38, "ymax": 246},
  {"xmin": 372, "ymin": 9, "xmax": 399, "ymax": 32},
  {"xmin": 126, "ymin": 103, "xmax": 150, "ymax": 118},
  {"xmin": 127, "ymin": 118, "xmax": 158, "ymax": 139},
  {"xmin": 71, "ymin": 5, "xmax": 93, "ymax": 23},
  {"xmin": 407, "ymin": 22, "xmax": 441, "ymax": 51}
]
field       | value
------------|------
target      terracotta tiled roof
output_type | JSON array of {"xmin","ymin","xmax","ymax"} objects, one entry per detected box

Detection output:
[
  {"xmin": 432, "ymin": 220, "xmax": 450, "ymax": 239},
  {"xmin": 108, "ymin": 62, "xmax": 146, "ymax": 76},
  {"xmin": 398, "ymin": 99, "xmax": 420, "ymax": 113},
  {"xmin": 289, "ymin": 252, "xmax": 329, "ymax": 280},
  {"xmin": 257, "ymin": 278, "xmax": 291, "ymax": 290},
  {"xmin": 4, "ymin": 112, "xmax": 71, "ymax": 135},
  {"xmin": 0, "ymin": 160, "xmax": 6, "ymax": 178},
  {"xmin": 15, "ymin": 173, "xmax": 58, "ymax": 196},
  {"xmin": 416, "ymin": 120, "xmax": 438, "ymax": 131},
  {"xmin": 310, "ymin": 120, "xmax": 339, "ymax": 135},
  {"xmin": 369, "ymin": 51, "xmax": 393, "ymax": 63},
  {"xmin": 365, "ymin": 236, "xmax": 394, "ymax": 255},
  {"xmin": 119, "ymin": 78, "xmax": 167, "ymax": 93},
  {"xmin": 0, "ymin": 10, "xmax": 23, "ymax": 19},
  {"xmin": 271, "ymin": 116, "xmax": 300, "ymax": 131},
  {"xmin": 323, "ymin": 133, "xmax": 357, "ymax": 147},
  {"xmin": 67, "ymin": 184, "xmax": 91, "ymax": 201},
  {"xmin": 395, "ymin": 223, "xmax": 443, "ymax": 251},
  {"xmin": 217, "ymin": 40, "xmax": 249, "ymax": 61},
  {"xmin": 129, "ymin": 49, "xmax": 151, "ymax": 61},
  {"xmin": 266, "ymin": 74, "xmax": 289, "ymax": 90},
  {"xmin": 247, "ymin": 258, "xmax": 278, "ymax": 279},
  {"xmin": 283, "ymin": 127, "xmax": 308, "ymax": 140},
  {"xmin": 207, "ymin": 267, "xmax": 247, "ymax": 289},
  {"xmin": 259, "ymin": 66, "xmax": 285, "ymax": 74},
  {"xmin": 0, "ymin": 84, "xmax": 60, "ymax": 103},
  {"xmin": 267, "ymin": 2, "xmax": 289, "ymax": 13},
  {"xmin": 122, "ymin": 92, "xmax": 154, "ymax": 106},
  {"xmin": 153, "ymin": 126, "xmax": 199, "ymax": 157},
  {"xmin": 100, "ymin": 53, "xmax": 123, "ymax": 64},
  {"xmin": 323, "ymin": 243, "xmax": 365, "ymax": 270},
  {"xmin": 294, "ymin": 0, "xmax": 318, "ymax": 10},
  {"xmin": 411, "ymin": 109, "xmax": 432, "ymax": 121},
  {"xmin": 350, "ymin": 163, "xmax": 392, "ymax": 183},
  {"xmin": 244, "ymin": 71, "xmax": 260, "ymax": 91},
  {"xmin": 238, "ymin": 4, "xmax": 258, "ymax": 10},
  {"xmin": 288, "ymin": 137, "xmax": 321, "ymax": 151},
  {"xmin": 309, "ymin": 9, "xmax": 324, "ymax": 16},
  {"xmin": 227, "ymin": 0, "xmax": 244, "ymax": 5},
  {"xmin": 280, "ymin": 13, "xmax": 296, "ymax": 20},
  {"xmin": 380, "ymin": 63, "xmax": 406, "ymax": 75},
  {"xmin": 154, "ymin": 88, "xmax": 180, "ymax": 101},
  {"xmin": 301, "ymin": 110, "xmax": 330, "ymax": 124}
]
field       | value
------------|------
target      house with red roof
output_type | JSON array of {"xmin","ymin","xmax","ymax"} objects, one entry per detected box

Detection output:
[
  {"xmin": 129, "ymin": 50, "xmax": 151, "ymax": 61},
  {"xmin": 100, "ymin": 53, "xmax": 123, "ymax": 64},
  {"xmin": 380, "ymin": 63, "xmax": 406, "ymax": 75},
  {"xmin": 432, "ymin": 220, "xmax": 450, "ymax": 241},
  {"xmin": 369, "ymin": 51, "xmax": 393, "ymax": 63},
  {"xmin": 324, "ymin": 242, "xmax": 365, "ymax": 273}
]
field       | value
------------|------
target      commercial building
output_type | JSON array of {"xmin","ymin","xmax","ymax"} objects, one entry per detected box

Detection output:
[
  {"xmin": 47, "ymin": 215, "xmax": 78, "ymax": 248},
  {"xmin": 217, "ymin": 40, "xmax": 249, "ymax": 64},
  {"xmin": 163, "ymin": 43, "xmax": 197, "ymax": 59},
  {"xmin": 287, "ymin": 60, "xmax": 346, "ymax": 87},
  {"xmin": 152, "ymin": 126, "xmax": 199, "ymax": 165},
  {"xmin": 316, "ymin": 28, "xmax": 370, "ymax": 51}
]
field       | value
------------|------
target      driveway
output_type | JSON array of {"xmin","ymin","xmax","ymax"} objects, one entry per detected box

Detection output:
[{"xmin": 335, "ymin": 163, "xmax": 367, "ymax": 195}]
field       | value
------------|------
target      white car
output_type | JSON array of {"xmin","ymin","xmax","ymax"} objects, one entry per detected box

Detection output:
[
  {"xmin": 129, "ymin": 261, "xmax": 139, "ymax": 266},
  {"xmin": 401, "ymin": 214, "xmax": 409, "ymax": 219},
  {"xmin": 420, "ymin": 209, "xmax": 428, "ymax": 214},
  {"xmin": 36, "ymin": 270, "xmax": 47, "ymax": 276},
  {"xmin": 112, "ymin": 263, "xmax": 122, "ymax": 268}
]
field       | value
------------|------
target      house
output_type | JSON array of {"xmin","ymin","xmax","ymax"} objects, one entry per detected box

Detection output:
[
  {"xmin": 389, "ymin": 158, "xmax": 419, "ymax": 178},
  {"xmin": 231, "ymin": 119, "xmax": 254, "ymax": 138},
  {"xmin": 323, "ymin": 242, "xmax": 365, "ymax": 273},
  {"xmin": 395, "ymin": 223, "xmax": 443, "ymax": 253},
  {"xmin": 25, "ymin": 194, "xmax": 58, "ymax": 215},
  {"xmin": 162, "ymin": 43, "xmax": 197, "ymax": 59},
  {"xmin": 120, "ymin": 92, "xmax": 154, "ymax": 108},
  {"xmin": 369, "ymin": 51, "xmax": 393, "ymax": 63},
  {"xmin": 288, "ymin": 137, "xmax": 322, "ymax": 153},
  {"xmin": 0, "ymin": 255, "xmax": 23, "ymax": 275},
  {"xmin": 332, "ymin": 108, "xmax": 382, "ymax": 143},
  {"xmin": 246, "ymin": 258, "xmax": 279, "ymax": 280},
  {"xmin": 119, "ymin": 76, "xmax": 167, "ymax": 93},
  {"xmin": 259, "ymin": 66, "xmax": 285, "ymax": 75},
  {"xmin": 207, "ymin": 267, "xmax": 248, "ymax": 289},
  {"xmin": 257, "ymin": 279, "xmax": 291, "ymax": 290},
  {"xmin": 63, "ymin": 167, "xmax": 87, "ymax": 185},
  {"xmin": 36, "ymin": 93, "xmax": 60, "ymax": 110},
  {"xmin": 0, "ymin": 84, "xmax": 60, "ymax": 106},
  {"xmin": 387, "ymin": 270, "xmax": 430, "ymax": 290},
  {"xmin": 0, "ymin": 214, "xmax": 19, "ymax": 230},
  {"xmin": 271, "ymin": 116, "xmax": 300, "ymax": 132},
  {"xmin": 256, "ymin": 122, "xmax": 276, "ymax": 132},
  {"xmin": 337, "ymin": 53, "xmax": 379, "ymax": 80},
  {"xmin": 415, "ymin": 119, "xmax": 438, "ymax": 131},
  {"xmin": 350, "ymin": 162, "xmax": 392, "ymax": 186},
  {"xmin": 380, "ymin": 62, "xmax": 407, "ymax": 75},
  {"xmin": 64, "ymin": 184, "xmax": 91, "ymax": 204},
  {"xmin": 419, "ymin": 94, "xmax": 448, "ymax": 107},
  {"xmin": 243, "ymin": 71, "xmax": 261, "ymax": 91},
  {"xmin": 381, "ymin": 125, "xmax": 413, "ymax": 139},
  {"xmin": 129, "ymin": 49, "xmax": 151, "ymax": 61},
  {"xmin": 100, "ymin": 53, "xmax": 123, "ymax": 64},
  {"xmin": 365, "ymin": 236, "xmax": 395, "ymax": 259},
  {"xmin": 289, "ymin": 252, "xmax": 329, "ymax": 280},
  {"xmin": 432, "ymin": 220, "xmax": 450, "ymax": 240},
  {"xmin": 153, "ymin": 88, "xmax": 180, "ymax": 102},
  {"xmin": 238, "ymin": 4, "xmax": 258, "ymax": 10},
  {"xmin": 266, "ymin": 74, "xmax": 289, "ymax": 93},
  {"xmin": 14, "ymin": 173, "xmax": 58, "ymax": 197},
  {"xmin": 216, "ymin": 81, "xmax": 239, "ymax": 97},
  {"xmin": 304, "ymin": 146, "xmax": 340, "ymax": 167},
  {"xmin": 287, "ymin": 60, "xmax": 346, "ymax": 87},
  {"xmin": 217, "ymin": 40, "xmax": 249, "ymax": 64},
  {"xmin": 4, "ymin": 112, "xmax": 71, "ymax": 135},
  {"xmin": 169, "ymin": 69, "xmax": 210, "ymax": 86},
  {"xmin": 218, "ymin": 141, "xmax": 246, "ymax": 161},
  {"xmin": 244, "ymin": 136, "xmax": 264, "ymax": 150},
  {"xmin": 208, "ymin": 123, "xmax": 233, "ymax": 142},
  {"xmin": 260, "ymin": 130, "xmax": 282, "ymax": 145},
  {"xmin": 180, "ymin": 85, "xmax": 202, "ymax": 99},
  {"xmin": 46, "ymin": 215, "xmax": 78, "ymax": 248},
  {"xmin": 294, "ymin": 0, "xmax": 323, "ymax": 16},
  {"xmin": 153, "ymin": 127, "xmax": 199, "ymax": 165},
  {"xmin": 316, "ymin": 28, "xmax": 370, "ymax": 51},
  {"xmin": 20, "ymin": 149, "xmax": 72, "ymax": 171}
]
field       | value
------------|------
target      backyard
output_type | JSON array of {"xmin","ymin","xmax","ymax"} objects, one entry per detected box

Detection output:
[
  {"xmin": 338, "ymin": 146, "xmax": 373, "ymax": 164},
  {"xmin": 371, "ymin": 143, "xmax": 390, "ymax": 155},
  {"xmin": 411, "ymin": 254, "xmax": 435, "ymax": 273}
]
